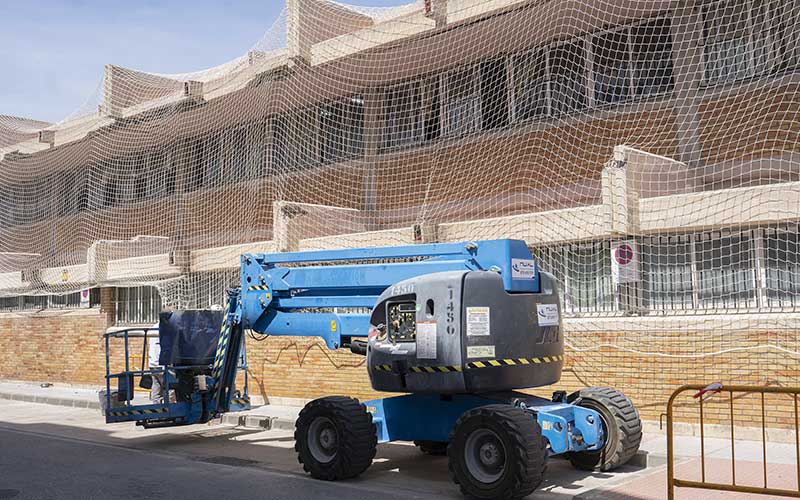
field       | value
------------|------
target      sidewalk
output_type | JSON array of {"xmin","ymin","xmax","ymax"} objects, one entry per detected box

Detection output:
[
  {"xmin": 3, "ymin": 380, "xmax": 799, "ymax": 498},
  {"xmin": 0, "ymin": 380, "xmax": 103, "ymax": 409}
]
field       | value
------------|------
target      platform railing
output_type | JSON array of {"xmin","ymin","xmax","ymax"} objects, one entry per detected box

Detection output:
[{"xmin": 667, "ymin": 384, "xmax": 800, "ymax": 499}]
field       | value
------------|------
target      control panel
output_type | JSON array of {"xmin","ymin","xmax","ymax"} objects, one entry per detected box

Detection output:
[{"xmin": 387, "ymin": 302, "xmax": 416, "ymax": 342}]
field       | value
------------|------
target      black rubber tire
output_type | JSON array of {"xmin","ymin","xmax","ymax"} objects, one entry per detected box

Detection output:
[
  {"xmin": 448, "ymin": 404, "xmax": 546, "ymax": 499},
  {"xmin": 295, "ymin": 396, "xmax": 377, "ymax": 480},
  {"xmin": 567, "ymin": 387, "xmax": 642, "ymax": 472},
  {"xmin": 414, "ymin": 440, "xmax": 448, "ymax": 456}
]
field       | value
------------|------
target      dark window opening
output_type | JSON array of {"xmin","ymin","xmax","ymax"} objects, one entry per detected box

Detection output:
[
  {"xmin": 319, "ymin": 95, "xmax": 364, "ymax": 164},
  {"xmin": 514, "ymin": 49, "xmax": 549, "ymax": 121},
  {"xmin": 480, "ymin": 59, "xmax": 510, "ymax": 130},
  {"xmin": 381, "ymin": 82, "xmax": 423, "ymax": 150},
  {"xmin": 594, "ymin": 29, "xmax": 631, "ymax": 105},
  {"xmin": 549, "ymin": 41, "xmax": 588, "ymax": 115},
  {"xmin": 423, "ymin": 77, "xmax": 441, "ymax": 141},
  {"xmin": 445, "ymin": 69, "xmax": 480, "ymax": 137},
  {"xmin": 631, "ymin": 18, "xmax": 675, "ymax": 97}
]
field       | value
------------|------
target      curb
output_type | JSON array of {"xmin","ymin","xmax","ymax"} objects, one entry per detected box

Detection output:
[{"xmin": 0, "ymin": 391, "xmax": 101, "ymax": 410}]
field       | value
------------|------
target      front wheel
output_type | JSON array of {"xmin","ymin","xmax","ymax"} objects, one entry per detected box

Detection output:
[
  {"xmin": 567, "ymin": 387, "xmax": 642, "ymax": 471},
  {"xmin": 295, "ymin": 396, "xmax": 377, "ymax": 480},
  {"xmin": 448, "ymin": 404, "xmax": 546, "ymax": 499}
]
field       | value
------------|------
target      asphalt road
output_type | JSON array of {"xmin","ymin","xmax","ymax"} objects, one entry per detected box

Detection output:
[
  {"xmin": 0, "ymin": 425, "xmax": 431, "ymax": 500},
  {"xmin": 0, "ymin": 399, "xmax": 659, "ymax": 500}
]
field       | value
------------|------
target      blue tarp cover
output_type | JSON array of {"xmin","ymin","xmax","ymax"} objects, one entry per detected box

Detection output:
[{"xmin": 158, "ymin": 310, "xmax": 223, "ymax": 366}]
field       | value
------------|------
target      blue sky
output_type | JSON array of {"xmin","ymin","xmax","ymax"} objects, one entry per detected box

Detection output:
[{"xmin": 0, "ymin": 0, "xmax": 406, "ymax": 123}]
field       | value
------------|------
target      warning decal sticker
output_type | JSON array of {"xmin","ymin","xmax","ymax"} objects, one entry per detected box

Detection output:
[
  {"xmin": 466, "ymin": 307, "xmax": 490, "ymax": 336},
  {"xmin": 416, "ymin": 321, "xmax": 437, "ymax": 359},
  {"xmin": 467, "ymin": 345, "xmax": 495, "ymax": 359}
]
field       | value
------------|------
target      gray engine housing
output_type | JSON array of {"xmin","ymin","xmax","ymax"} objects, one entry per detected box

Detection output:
[{"xmin": 367, "ymin": 270, "xmax": 563, "ymax": 394}]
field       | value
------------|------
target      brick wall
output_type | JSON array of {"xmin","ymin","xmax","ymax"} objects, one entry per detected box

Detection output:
[
  {"xmin": 2, "ymin": 309, "xmax": 798, "ymax": 430},
  {"xmin": 0, "ymin": 309, "xmax": 108, "ymax": 386}
]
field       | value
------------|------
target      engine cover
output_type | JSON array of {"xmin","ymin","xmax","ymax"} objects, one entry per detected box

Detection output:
[{"xmin": 367, "ymin": 270, "xmax": 563, "ymax": 394}]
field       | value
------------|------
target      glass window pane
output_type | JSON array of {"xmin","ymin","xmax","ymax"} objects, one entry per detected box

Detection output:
[
  {"xmin": 593, "ymin": 29, "xmax": 631, "ymax": 104},
  {"xmin": 514, "ymin": 50, "xmax": 549, "ymax": 121},
  {"xmin": 631, "ymin": 18, "xmax": 675, "ymax": 97},
  {"xmin": 444, "ymin": 68, "xmax": 480, "ymax": 137},
  {"xmin": 382, "ymin": 82, "xmax": 423, "ymax": 150},
  {"xmin": 549, "ymin": 41, "xmax": 588, "ymax": 115},
  {"xmin": 703, "ymin": 0, "xmax": 750, "ymax": 84}
]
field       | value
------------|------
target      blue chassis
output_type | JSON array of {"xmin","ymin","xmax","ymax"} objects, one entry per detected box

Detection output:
[{"xmin": 365, "ymin": 393, "xmax": 604, "ymax": 455}]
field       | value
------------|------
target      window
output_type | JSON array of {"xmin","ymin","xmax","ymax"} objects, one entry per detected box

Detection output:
[
  {"xmin": 642, "ymin": 235, "xmax": 694, "ymax": 311},
  {"xmin": 480, "ymin": 59, "xmax": 510, "ymax": 130},
  {"xmin": 22, "ymin": 295, "xmax": 48, "ymax": 310},
  {"xmin": 146, "ymin": 148, "xmax": 176, "ymax": 198},
  {"xmin": 244, "ymin": 121, "xmax": 269, "ymax": 179},
  {"xmin": 764, "ymin": 226, "xmax": 800, "ymax": 308},
  {"xmin": 59, "ymin": 169, "xmax": 82, "ymax": 216},
  {"xmin": 593, "ymin": 29, "xmax": 631, "ymax": 105},
  {"xmin": 203, "ymin": 134, "xmax": 222, "ymax": 187},
  {"xmin": 319, "ymin": 95, "xmax": 364, "ymax": 164},
  {"xmin": 381, "ymin": 82, "xmax": 424, "ymax": 150},
  {"xmin": 513, "ymin": 49, "xmax": 549, "ymax": 121},
  {"xmin": 549, "ymin": 41, "xmax": 588, "ymax": 115},
  {"xmin": 444, "ymin": 68, "xmax": 480, "ymax": 137},
  {"xmin": 103, "ymin": 175, "xmax": 118, "ymax": 207},
  {"xmin": 695, "ymin": 231, "xmax": 758, "ymax": 309},
  {"xmin": 783, "ymin": 0, "xmax": 800, "ymax": 67},
  {"xmin": 423, "ymin": 77, "xmax": 441, "ymax": 141},
  {"xmin": 272, "ymin": 109, "xmax": 318, "ymax": 171},
  {"xmin": 563, "ymin": 242, "xmax": 615, "ymax": 313},
  {"xmin": 631, "ymin": 18, "xmax": 675, "ymax": 97},
  {"xmin": 751, "ymin": 0, "xmax": 783, "ymax": 74},
  {"xmin": 116, "ymin": 286, "xmax": 162, "ymax": 325},
  {"xmin": 186, "ymin": 139, "xmax": 205, "ymax": 191},
  {"xmin": 703, "ymin": 0, "xmax": 753, "ymax": 84}
]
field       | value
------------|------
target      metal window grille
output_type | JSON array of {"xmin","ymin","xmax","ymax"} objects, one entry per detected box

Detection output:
[
  {"xmin": 764, "ymin": 225, "xmax": 800, "ymax": 308},
  {"xmin": 381, "ymin": 82, "xmax": 424, "ymax": 150},
  {"xmin": 115, "ymin": 286, "xmax": 162, "ymax": 326},
  {"xmin": 642, "ymin": 235, "xmax": 695, "ymax": 311}
]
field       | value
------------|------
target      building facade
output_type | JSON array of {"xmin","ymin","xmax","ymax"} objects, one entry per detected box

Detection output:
[{"xmin": 1, "ymin": 0, "xmax": 799, "ymax": 426}]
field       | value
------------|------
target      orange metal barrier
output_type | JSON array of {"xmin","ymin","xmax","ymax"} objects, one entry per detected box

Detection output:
[{"xmin": 667, "ymin": 384, "xmax": 800, "ymax": 499}]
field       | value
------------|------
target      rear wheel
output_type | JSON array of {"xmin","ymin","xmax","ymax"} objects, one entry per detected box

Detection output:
[
  {"xmin": 448, "ymin": 404, "xmax": 546, "ymax": 499},
  {"xmin": 414, "ymin": 440, "xmax": 448, "ymax": 456},
  {"xmin": 295, "ymin": 396, "xmax": 377, "ymax": 480},
  {"xmin": 567, "ymin": 387, "xmax": 642, "ymax": 471}
]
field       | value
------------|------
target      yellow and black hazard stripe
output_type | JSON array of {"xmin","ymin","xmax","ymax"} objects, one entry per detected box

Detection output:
[
  {"xmin": 248, "ymin": 285, "xmax": 269, "ymax": 291},
  {"xmin": 211, "ymin": 315, "xmax": 231, "ymax": 380},
  {"xmin": 108, "ymin": 407, "xmax": 169, "ymax": 417},
  {"xmin": 374, "ymin": 355, "xmax": 564, "ymax": 374},
  {"xmin": 409, "ymin": 365, "xmax": 462, "ymax": 373},
  {"xmin": 466, "ymin": 355, "xmax": 564, "ymax": 370}
]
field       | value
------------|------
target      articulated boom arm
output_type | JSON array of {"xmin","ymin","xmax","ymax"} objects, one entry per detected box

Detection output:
[{"xmin": 236, "ymin": 239, "xmax": 539, "ymax": 350}]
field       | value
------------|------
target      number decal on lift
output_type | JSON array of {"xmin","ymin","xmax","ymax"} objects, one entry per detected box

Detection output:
[{"xmin": 446, "ymin": 287, "xmax": 455, "ymax": 335}]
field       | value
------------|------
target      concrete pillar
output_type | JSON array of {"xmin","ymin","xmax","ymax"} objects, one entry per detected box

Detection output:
[{"xmin": 671, "ymin": 0, "xmax": 706, "ymax": 168}]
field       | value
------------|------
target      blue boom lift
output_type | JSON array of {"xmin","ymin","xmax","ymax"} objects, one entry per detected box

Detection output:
[{"xmin": 105, "ymin": 239, "xmax": 642, "ymax": 498}]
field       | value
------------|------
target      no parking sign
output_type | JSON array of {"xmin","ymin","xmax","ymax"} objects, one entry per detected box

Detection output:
[{"xmin": 611, "ymin": 241, "xmax": 639, "ymax": 284}]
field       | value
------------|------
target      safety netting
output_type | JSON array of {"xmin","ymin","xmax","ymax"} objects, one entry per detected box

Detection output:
[{"xmin": 1, "ymin": 0, "xmax": 799, "ymax": 415}]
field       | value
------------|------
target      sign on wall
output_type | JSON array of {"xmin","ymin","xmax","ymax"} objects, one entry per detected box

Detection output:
[
  {"xmin": 611, "ymin": 240, "xmax": 640, "ymax": 284},
  {"xmin": 80, "ymin": 289, "xmax": 91, "ymax": 308}
]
